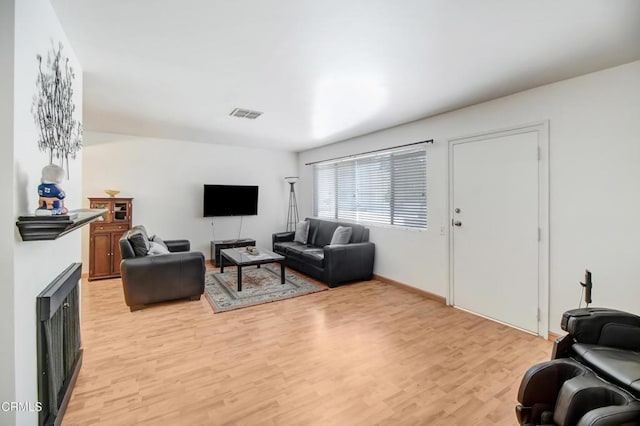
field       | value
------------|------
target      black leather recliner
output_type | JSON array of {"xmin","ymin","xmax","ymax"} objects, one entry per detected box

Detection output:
[
  {"xmin": 119, "ymin": 225, "xmax": 205, "ymax": 311},
  {"xmin": 517, "ymin": 308, "xmax": 640, "ymax": 425}
]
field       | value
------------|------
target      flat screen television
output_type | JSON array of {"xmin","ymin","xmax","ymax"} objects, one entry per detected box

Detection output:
[{"xmin": 203, "ymin": 184, "xmax": 258, "ymax": 217}]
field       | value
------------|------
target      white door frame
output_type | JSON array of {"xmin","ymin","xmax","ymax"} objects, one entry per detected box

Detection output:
[{"xmin": 447, "ymin": 121, "xmax": 550, "ymax": 338}]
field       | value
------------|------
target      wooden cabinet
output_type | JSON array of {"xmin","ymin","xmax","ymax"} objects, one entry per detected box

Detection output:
[{"xmin": 88, "ymin": 197, "xmax": 133, "ymax": 281}]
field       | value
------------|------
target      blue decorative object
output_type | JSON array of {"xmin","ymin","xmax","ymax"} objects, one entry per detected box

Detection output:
[{"xmin": 37, "ymin": 164, "xmax": 68, "ymax": 216}]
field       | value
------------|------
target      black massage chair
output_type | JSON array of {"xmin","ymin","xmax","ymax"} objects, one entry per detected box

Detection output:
[{"xmin": 516, "ymin": 308, "xmax": 640, "ymax": 425}]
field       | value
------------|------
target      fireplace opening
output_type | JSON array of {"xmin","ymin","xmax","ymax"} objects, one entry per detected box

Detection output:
[{"xmin": 36, "ymin": 263, "xmax": 83, "ymax": 426}]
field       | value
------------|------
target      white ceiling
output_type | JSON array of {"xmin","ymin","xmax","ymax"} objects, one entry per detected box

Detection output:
[{"xmin": 51, "ymin": 0, "xmax": 640, "ymax": 152}]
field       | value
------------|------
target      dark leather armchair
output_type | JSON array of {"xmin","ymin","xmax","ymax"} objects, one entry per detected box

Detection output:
[
  {"xmin": 516, "ymin": 308, "xmax": 640, "ymax": 425},
  {"xmin": 119, "ymin": 226, "xmax": 205, "ymax": 311}
]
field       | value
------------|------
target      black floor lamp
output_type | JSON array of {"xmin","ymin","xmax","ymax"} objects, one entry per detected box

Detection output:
[{"xmin": 285, "ymin": 176, "xmax": 299, "ymax": 232}]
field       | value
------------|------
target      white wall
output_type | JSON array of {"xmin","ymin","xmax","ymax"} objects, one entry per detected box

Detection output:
[
  {"xmin": 0, "ymin": 0, "xmax": 16, "ymax": 422},
  {"xmin": 9, "ymin": 1, "xmax": 83, "ymax": 425},
  {"xmin": 82, "ymin": 132, "xmax": 298, "ymax": 268},
  {"xmin": 298, "ymin": 60, "xmax": 640, "ymax": 334}
]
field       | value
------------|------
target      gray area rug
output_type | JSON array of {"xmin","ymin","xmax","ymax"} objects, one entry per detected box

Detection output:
[{"xmin": 204, "ymin": 264, "xmax": 327, "ymax": 313}]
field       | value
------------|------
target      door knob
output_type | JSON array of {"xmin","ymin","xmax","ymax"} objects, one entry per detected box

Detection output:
[{"xmin": 453, "ymin": 221, "xmax": 462, "ymax": 227}]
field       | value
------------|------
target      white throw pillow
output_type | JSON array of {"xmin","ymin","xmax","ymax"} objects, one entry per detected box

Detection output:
[
  {"xmin": 147, "ymin": 241, "xmax": 170, "ymax": 255},
  {"xmin": 294, "ymin": 220, "xmax": 310, "ymax": 244},
  {"xmin": 150, "ymin": 235, "xmax": 168, "ymax": 249},
  {"xmin": 330, "ymin": 226, "xmax": 352, "ymax": 245}
]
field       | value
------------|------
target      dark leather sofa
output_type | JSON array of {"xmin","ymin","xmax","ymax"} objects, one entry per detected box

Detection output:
[
  {"xmin": 272, "ymin": 218, "xmax": 375, "ymax": 287},
  {"xmin": 119, "ymin": 225, "xmax": 205, "ymax": 311},
  {"xmin": 516, "ymin": 308, "xmax": 640, "ymax": 425}
]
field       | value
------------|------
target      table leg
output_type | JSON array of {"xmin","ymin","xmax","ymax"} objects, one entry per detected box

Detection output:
[
  {"xmin": 280, "ymin": 262, "xmax": 285, "ymax": 284},
  {"xmin": 220, "ymin": 261, "xmax": 224, "ymax": 273},
  {"xmin": 237, "ymin": 266, "xmax": 242, "ymax": 291}
]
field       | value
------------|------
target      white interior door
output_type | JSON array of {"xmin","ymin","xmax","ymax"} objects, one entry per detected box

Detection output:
[{"xmin": 451, "ymin": 130, "xmax": 540, "ymax": 334}]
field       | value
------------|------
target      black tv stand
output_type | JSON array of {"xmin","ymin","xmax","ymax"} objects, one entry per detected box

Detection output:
[{"xmin": 211, "ymin": 238, "xmax": 256, "ymax": 267}]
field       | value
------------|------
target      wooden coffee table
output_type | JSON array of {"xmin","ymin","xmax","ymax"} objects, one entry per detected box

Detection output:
[{"xmin": 219, "ymin": 247, "xmax": 286, "ymax": 291}]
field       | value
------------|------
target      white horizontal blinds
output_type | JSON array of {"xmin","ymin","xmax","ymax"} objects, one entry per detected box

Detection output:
[
  {"xmin": 391, "ymin": 148, "xmax": 427, "ymax": 228},
  {"xmin": 313, "ymin": 163, "xmax": 336, "ymax": 219},
  {"xmin": 336, "ymin": 162, "xmax": 357, "ymax": 221},
  {"xmin": 353, "ymin": 154, "xmax": 391, "ymax": 224},
  {"xmin": 313, "ymin": 144, "xmax": 427, "ymax": 229}
]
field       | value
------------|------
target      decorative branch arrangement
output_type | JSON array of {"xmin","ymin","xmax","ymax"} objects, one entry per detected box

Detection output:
[{"xmin": 31, "ymin": 42, "xmax": 82, "ymax": 177}]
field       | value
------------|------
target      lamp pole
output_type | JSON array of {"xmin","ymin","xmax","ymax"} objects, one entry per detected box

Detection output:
[{"xmin": 285, "ymin": 176, "xmax": 299, "ymax": 232}]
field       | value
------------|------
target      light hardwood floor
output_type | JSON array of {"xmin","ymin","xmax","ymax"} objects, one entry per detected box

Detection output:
[{"xmin": 63, "ymin": 268, "xmax": 551, "ymax": 425}]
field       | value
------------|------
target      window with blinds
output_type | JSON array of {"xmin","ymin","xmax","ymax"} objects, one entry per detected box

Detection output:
[{"xmin": 313, "ymin": 145, "xmax": 427, "ymax": 229}]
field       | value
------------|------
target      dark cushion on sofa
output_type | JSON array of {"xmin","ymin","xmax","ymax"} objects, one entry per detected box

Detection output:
[
  {"xmin": 128, "ymin": 228, "xmax": 150, "ymax": 256},
  {"xmin": 313, "ymin": 221, "xmax": 337, "ymax": 247},
  {"xmin": 349, "ymin": 224, "xmax": 368, "ymax": 243},
  {"xmin": 274, "ymin": 241, "xmax": 304, "ymax": 253},
  {"xmin": 299, "ymin": 248, "xmax": 324, "ymax": 269},
  {"xmin": 286, "ymin": 245, "xmax": 325, "ymax": 268}
]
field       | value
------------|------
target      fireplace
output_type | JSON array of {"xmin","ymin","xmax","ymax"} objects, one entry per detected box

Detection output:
[{"xmin": 36, "ymin": 263, "xmax": 83, "ymax": 426}]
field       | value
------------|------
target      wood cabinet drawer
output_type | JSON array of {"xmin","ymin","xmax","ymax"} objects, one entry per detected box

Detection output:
[{"xmin": 92, "ymin": 223, "xmax": 129, "ymax": 233}]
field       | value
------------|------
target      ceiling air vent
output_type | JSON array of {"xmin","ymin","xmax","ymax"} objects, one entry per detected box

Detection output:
[{"xmin": 230, "ymin": 108, "xmax": 263, "ymax": 119}]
